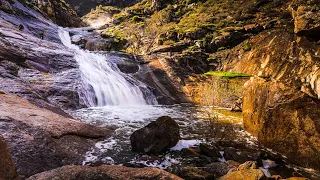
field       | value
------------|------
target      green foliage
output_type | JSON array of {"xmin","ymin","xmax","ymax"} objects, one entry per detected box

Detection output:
[
  {"xmin": 103, "ymin": 0, "xmax": 292, "ymax": 56},
  {"xmin": 205, "ymin": 71, "xmax": 253, "ymax": 79},
  {"xmin": 217, "ymin": 46, "xmax": 226, "ymax": 51},
  {"xmin": 130, "ymin": 15, "xmax": 144, "ymax": 23},
  {"xmin": 163, "ymin": 40, "xmax": 176, "ymax": 45},
  {"xmin": 243, "ymin": 43, "xmax": 252, "ymax": 51}
]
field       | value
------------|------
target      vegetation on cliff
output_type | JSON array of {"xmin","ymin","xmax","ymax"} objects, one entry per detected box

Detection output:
[{"xmin": 85, "ymin": 0, "xmax": 317, "ymax": 75}]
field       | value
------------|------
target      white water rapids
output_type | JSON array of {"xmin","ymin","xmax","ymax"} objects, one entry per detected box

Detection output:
[{"xmin": 58, "ymin": 28, "xmax": 157, "ymax": 106}]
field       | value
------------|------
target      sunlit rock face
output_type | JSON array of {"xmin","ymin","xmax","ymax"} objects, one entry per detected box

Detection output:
[
  {"xmin": 243, "ymin": 77, "xmax": 320, "ymax": 170},
  {"xmin": 65, "ymin": 0, "xmax": 141, "ymax": 16}
]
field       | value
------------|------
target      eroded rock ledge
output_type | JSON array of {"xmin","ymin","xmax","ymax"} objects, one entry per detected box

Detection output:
[
  {"xmin": 27, "ymin": 165, "xmax": 182, "ymax": 180},
  {"xmin": 0, "ymin": 93, "xmax": 113, "ymax": 178}
]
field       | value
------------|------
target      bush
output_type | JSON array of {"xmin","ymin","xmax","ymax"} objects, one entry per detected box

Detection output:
[
  {"xmin": 163, "ymin": 40, "xmax": 176, "ymax": 45},
  {"xmin": 243, "ymin": 43, "xmax": 252, "ymax": 51},
  {"xmin": 130, "ymin": 15, "xmax": 144, "ymax": 23}
]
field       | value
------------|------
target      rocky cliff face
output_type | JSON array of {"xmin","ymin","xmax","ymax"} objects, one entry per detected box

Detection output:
[
  {"xmin": 35, "ymin": 0, "xmax": 86, "ymax": 27},
  {"xmin": 219, "ymin": 2, "xmax": 320, "ymax": 171},
  {"xmin": 1, "ymin": 0, "xmax": 85, "ymax": 27},
  {"xmin": 65, "ymin": 0, "xmax": 140, "ymax": 16},
  {"xmin": 243, "ymin": 77, "xmax": 320, "ymax": 169}
]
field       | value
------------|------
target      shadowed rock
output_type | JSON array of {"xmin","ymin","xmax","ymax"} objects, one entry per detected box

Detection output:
[{"xmin": 130, "ymin": 116, "xmax": 180, "ymax": 153}]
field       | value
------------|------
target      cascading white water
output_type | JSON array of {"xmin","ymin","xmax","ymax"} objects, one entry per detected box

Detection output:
[{"xmin": 58, "ymin": 28, "xmax": 157, "ymax": 106}]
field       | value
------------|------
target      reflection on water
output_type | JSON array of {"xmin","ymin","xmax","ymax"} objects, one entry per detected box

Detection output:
[{"xmin": 69, "ymin": 104, "xmax": 256, "ymax": 167}]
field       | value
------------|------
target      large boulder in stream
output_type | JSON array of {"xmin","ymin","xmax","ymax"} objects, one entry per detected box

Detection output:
[
  {"xmin": 130, "ymin": 116, "xmax": 180, "ymax": 153},
  {"xmin": 0, "ymin": 93, "xmax": 113, "ymax": 178},
  {"xmin": 27, "ymin": 165, "xmax": 183, "ymax": 180}
]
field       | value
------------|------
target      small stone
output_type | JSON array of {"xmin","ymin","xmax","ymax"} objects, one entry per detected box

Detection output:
[
  {"xmin": 199, "ymin": 143, "xmax": 221, "ymax": 158},
  {"xmin": 204, "ymin": 161, "xmax": 237, "ymax": 179},
  {"xmin": 181, "ymin": 147, "xmax": 200, "ymax": 158}
]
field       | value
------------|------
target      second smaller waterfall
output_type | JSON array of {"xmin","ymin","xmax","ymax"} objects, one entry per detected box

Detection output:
[{"xmin": 58, "ymin": 28, "xmax": 157, "ymax": 106}]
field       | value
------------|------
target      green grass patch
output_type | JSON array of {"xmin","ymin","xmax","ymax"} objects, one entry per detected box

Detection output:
[
  {"xmin": 205, "ymin": 71, "xmax": 253, "ymax": 79},
  {"xmin": 243, "ymin": 42, "xmax": 252, "ymax": 51}
]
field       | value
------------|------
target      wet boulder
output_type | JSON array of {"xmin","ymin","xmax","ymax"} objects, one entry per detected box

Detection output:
[
  {"xmin": 199, "ymin": 143, "xmax": 221, "ymax": 158},
  {"xmin": 176, "ymin": 166, "xmax": 214, "ymax": 180},
  {"xmin": 0, "ymin": 136, "xmax": 16, "ymax": 180},
  {"xmin": 204, "ymin": 161, "xmax": 238, "ymax": 179},
  {"xmin": 27, "ymin": 165, "xmax": 183, "ymax": 180},
  {"xmin": 130, "ymin": 116, "xmax": 180, "ymax": 153}
]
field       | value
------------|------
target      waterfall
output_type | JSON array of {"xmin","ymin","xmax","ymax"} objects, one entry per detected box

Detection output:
[{"xmin": 58, "ymin": 28, "xmax": 157, "ymax": 106}]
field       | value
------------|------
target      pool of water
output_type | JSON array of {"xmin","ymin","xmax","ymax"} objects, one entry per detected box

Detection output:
[{"xmin": 69, "ymin": 104, "xmax": 257, "ymax": 167}]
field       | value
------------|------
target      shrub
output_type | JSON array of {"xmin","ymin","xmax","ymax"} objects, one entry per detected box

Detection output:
[
  {"xmin": 243, "ymin": 43, "xmax": 252, "ymax": 51},
  {"xmin": 130, "ymin": 15, "xmax": 144, "ymax": 23},
  {"xmin": 163, "ymin": 40, "xmax": 175, "ymax": 45}
]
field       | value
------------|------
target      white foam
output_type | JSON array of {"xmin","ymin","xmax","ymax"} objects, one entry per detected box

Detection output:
[
  {"xmin": 129, "ymin": 154, "xmax": 180, "ymax": 169},
  {"xmin": 259, "ymin": 167, "xmax": 271, "ymax": 177},
  {"xmin": 262, "ymin": 159, "xmax": 277, "ymax": 169},
  {"xmin": 170, "ymin": 140, "xmax": 201, "ymax": 151},
  {"xmin": 95, "ymin": 139, "xmax": 117, "ymax": 152},
  {"xmin": 58, "ymin": 28, "xmax": 157, "ymax": 106},
  {"xmin": 82, "ymin": 151, "xmax": 98, "ymax": 165},
  {"xmin": 219, "ymin": 151, "xmax": 227, "ymax": 162}
]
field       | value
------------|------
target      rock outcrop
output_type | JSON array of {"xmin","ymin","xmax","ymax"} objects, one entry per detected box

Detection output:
[
  {"xmin": 0, "ymin": 6, "xmax": 91, "ymax": 110},
  {"xmin": 130, "ymin": 116, "xmax": 180, "ymax": 153},
  {"xmin": 27, "ymin": 165, "xmax": 182, "ymax": 180},
  {"xmin": 65, "ymin": 0, "xmax": 140, "ymax": 16},
  {"xmin": 290, "ymin": 3, "xmax": 320, "ymax": 41},
  {"xmin": 28, "ymin": 0, "xmax": 85, "ymax": 27},
  {"xmin": 218, "ymin": 161, "xmax": 266, "ymax": 180},
  {"xmin": 0, "ymin": 136, "xmax": 16, "ymax": 180},
  {"xmin": 221, "ymin": 27, "xmax": 320, "ymax": 171},
  {"xmin": 0, "ymin": 93, "xmax": 113, "ymax": 177},
  {"xmin": 243, "ymin": 77, "xmax": 320, "ymax": 170}
]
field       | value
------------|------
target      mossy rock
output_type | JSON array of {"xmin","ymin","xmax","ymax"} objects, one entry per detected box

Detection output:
[{"xmin": 205, "ymin": 71, "xmax": 253, "ymax": 79}]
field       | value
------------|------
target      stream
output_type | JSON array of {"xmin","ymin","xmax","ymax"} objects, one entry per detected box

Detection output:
[
  {"xmin": 69, "ymin": 105, "xmax": 248, "ymax": 166},
  {"xmin": 59, "ymin": 27, "xmax": 320, "ymax": 179}
]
